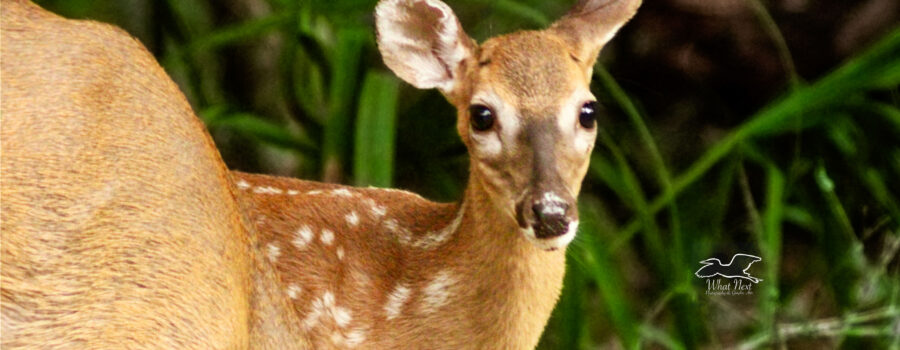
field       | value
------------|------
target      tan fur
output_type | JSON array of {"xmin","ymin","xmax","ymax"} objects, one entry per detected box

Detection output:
[
  {"xmin": 1, "ymin": 0, "xmax": 640, "ymax": 348},
  {"xmin": 1, "ymin": 1, "xmax": 306, "ymax": 348}
]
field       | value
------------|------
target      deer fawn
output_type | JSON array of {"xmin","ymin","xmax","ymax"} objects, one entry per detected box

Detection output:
[{"xmin": 1, "ymin": 0, "xmax": 640, "ymax": 348}]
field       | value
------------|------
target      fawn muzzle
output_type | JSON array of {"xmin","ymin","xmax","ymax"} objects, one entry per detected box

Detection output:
[{"xmin": 514, "ymin": 120, "xmax": 579, "ymax": 245}]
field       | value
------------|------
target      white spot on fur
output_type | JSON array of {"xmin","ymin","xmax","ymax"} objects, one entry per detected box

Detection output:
[
  {"xmin": 293, "ymin": 225, "xmax": 315, "ymax": 249},
  {"xmin": 382, "ymin": 207, "xmax": 463, "ymax": 249},
  {"xmin": 303, "ymin": 290, "xmax": 356, "ymax": 333},
  {"xmin": 302, "ymin": 301, "xmax": 324, "ymax": 330},
  {"xmin": 322, "ymin": 291, "xmax": 335, "ymax": 307},
  {"xmin": 384, "ymin": 219, "xmax": 413, "ymax": 245},
  {"xmin": 336, "ymin": 246, "xmax": 345, "ymax": 260},
  {"xmin": 365, "ymin": 198, "xmax": 387, "ymax": 218},
  {"xmin": 332, "ymin": 188, "xmax": 354, "ymax": 197},
  {"xmin": 236, "ymin": 179, "xmax": 251, "ymax": 190},
  {"xmin": 254, "ymin": 186, "xmax": 283, "ymax": 194},
  {"xmin": 344, "ymin": 328, "xmax": 367, "ymax": 347},
  {"xmin": 352, "ymin": 270, "xmax": 372, "ymax": 289},
  {"xmin": 306, "ymin": 189, "xmax": 323, "ymax": 195},
  {"xmin": 420, "ymin": 270, "xmax": 457, "ymax": 314},
  {"xmin": 287, "ymin": 284, "xmax": 302, "ymax": 299},
  {"xmin": 333, "ymin": 306, "xmax": 352, "ymax": 328},
  {"xmin": 320, "ymin": 229, "xmax": 334, "ymax": 245},
  {"xmin": 302, "ymin": 291, "xmax": 333, "ymax": 330},
  {"xmin": 331, "ymin": 327, "xmax": 367, "ymax": 348},
  {"xmin": 345, "ymin": 212, "xmax": 360, "ymax": 226},
  {"xmin": 266, "ymin": 243, "xmax": 281, "ymax": 262},
  {"xmin": 287, "ymin": 189, "xmax": 299, "ymax": 195},
  {"xmin": 372, "ymin": 206, "xmax": 387, "ymax": 218},
  {"xmin": 384, "ymin": 283, "xmax": 411, "ymax": 320},
  {"xmin": 414, "ymin": 206, "xmax": 465, "ymax": 249}
]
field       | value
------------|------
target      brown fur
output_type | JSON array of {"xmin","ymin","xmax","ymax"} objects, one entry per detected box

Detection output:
[
  {"xmin": 233, "ymin": 172, "xmax": 565, "ymax": 349},
  {"xmin": 457, "ymin": 31, "xmax": 590, "ymax": 229},
  {"xmin": 475, "ymin": 31, "xmax": 581, "ymax": 106},
  {"xmin": 1, "ymin": 0, "xmax": 640, "ymax": 348}
]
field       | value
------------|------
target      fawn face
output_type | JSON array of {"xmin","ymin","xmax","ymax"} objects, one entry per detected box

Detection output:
[
  {"xmin": 376, "ymin": 0, "xmax": 641, "ymax": 250},
  {"xmin": 459, "ymin": 32, "xmax": 597, "ymax": 250}
]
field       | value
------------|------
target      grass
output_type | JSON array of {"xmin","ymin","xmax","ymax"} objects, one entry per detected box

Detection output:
[{"xmin": 37, "ymin": 0, "xmax": 900, "ymax": 348}]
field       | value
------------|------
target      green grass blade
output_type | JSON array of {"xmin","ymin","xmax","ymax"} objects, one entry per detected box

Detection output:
[
  {"xmin": 202, "ymin": 109, "xmax": 316, "ymax": 154},
  {"xmin": 321, "ymin": 28, "xmax": 366, "ymax": 182},
  {"xmin": 164, "ymin": 0, "xmax": 225, "ymax": 106},
  {"xmin": 861, "ymin": 168, "xmax": 900, "ymax": 225},
  {"xmin": 165, "ymin": 0, "xmax": 213, "ymax": 38},
  {"xmin": 758, "ymin": 163, "xmax": 785, "ymax": 340},
  {"xmin": 354, "ymin": 71, "xmax": 400, "ymax": 187},
  {"xmin": 814, "ymin": 163, "xmax": 856, "ymax": 240},
  {"xmin": 595, "ymin": 65, "xmax": 685, "ymax": 276},
  {"xmin": 187, "ymin": 13, "xmax": 291, "ymax": 53},
  {"xmin": 589, "ymin": 153, "xmax": 628, "ymax": 201},
  {"xmin": 596, "ymin": 131, "xmax": 666, "ymax": 276},
  {"xmin": 839, "ymin": 101, "xmax": 900, "ymax": 135},
  {"xmin": 745, "ymin": 0, "xmax": 801, "ymax": 87},
  {"xmin": 639, "ymin": 324, "xmax": 687, "ymax": 350},
  {"xmin": 613, "ymin": 27, "xmax": 900, "ymax": 245},
  {"xmin": 491, "ymin": 0, "xmax": 550, "ymax": 27}
]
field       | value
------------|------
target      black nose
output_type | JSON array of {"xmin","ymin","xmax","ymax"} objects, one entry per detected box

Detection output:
[{"xmin": 532, "ymin": 202, "xmax": 570, "ymax": 238}]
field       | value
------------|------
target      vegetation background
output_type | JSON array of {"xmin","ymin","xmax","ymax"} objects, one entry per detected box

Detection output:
[{"xmin": 36, "ymin": 0, "xmax": 899, "ymax": 348}]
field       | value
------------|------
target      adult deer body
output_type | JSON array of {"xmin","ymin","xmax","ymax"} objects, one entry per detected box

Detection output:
[{"xmin": 1, "ymin": 0, "xmax": 640, "ymax": 348}]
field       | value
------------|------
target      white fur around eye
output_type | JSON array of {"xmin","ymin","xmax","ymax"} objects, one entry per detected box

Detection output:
[
  {"xmin": 468, "ymin": 89, "xmax": 520, "ymax": 158},
  {"xmin": 470, "ymin": 130, "xmax": 503, "ymax": 157},
  {"xmin": 557, "ymin": 88, "xmax": 597, "ymax": 155}
]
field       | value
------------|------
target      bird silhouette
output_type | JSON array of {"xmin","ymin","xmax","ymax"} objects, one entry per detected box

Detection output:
[{"xmin": 695, "ymin": 254, "xmax": 763, "ymax": 283}]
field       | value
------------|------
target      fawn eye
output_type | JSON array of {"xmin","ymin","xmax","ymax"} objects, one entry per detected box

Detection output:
[
  {"xmin": 579, "ymin": 101, "xmax": 598, "ymax": 129},
  {"xmin": 469, "ymin": 104, "xmax": 494, "ymax": 131}
]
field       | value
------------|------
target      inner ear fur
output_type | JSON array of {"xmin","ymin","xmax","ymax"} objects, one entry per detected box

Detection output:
[{"xmin": 375, "ymin": 0, "xmax": 476, "ymax": 95}]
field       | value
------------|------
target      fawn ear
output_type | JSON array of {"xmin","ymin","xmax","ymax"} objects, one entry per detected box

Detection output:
[
  {"xmin": 548, "ymin": 0, "xmax": 641, "ymax": 68},
  {"xmin": 375, "ymin": 0, "xmax": 475, "ymax": 94}
]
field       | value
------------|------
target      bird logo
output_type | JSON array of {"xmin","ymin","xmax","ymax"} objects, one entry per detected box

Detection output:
[{"xmin": 695, "ymin": 254, "xmax": 763, "ymax": 283}]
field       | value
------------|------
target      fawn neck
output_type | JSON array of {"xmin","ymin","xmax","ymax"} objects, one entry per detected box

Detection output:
[
  {"xmin": 448, "ymin": 177, "xmax": 568, "ymax": 348},
  {"xmin": 235, "ymin": 169, "xmax": 566, "ymax": 349}
]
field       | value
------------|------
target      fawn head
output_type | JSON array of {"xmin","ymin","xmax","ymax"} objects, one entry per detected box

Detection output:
[{"xmin": 375, "ymin": 0, "xmax": 640, "ymax": 250}]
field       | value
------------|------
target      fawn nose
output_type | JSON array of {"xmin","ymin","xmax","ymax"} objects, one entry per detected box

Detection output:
[
  {"xmin": 531, "ymin": 195, "xmax": 570, "ymax": 238},
  {"xmin": 517, "ymin": 191, "xmax": 576, "ymax": 240}
]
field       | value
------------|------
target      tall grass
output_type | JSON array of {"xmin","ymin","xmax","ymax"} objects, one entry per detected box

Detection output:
[{"xmin": 37, "ymin": 0, "xmax": 900, "ymax": 348}]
